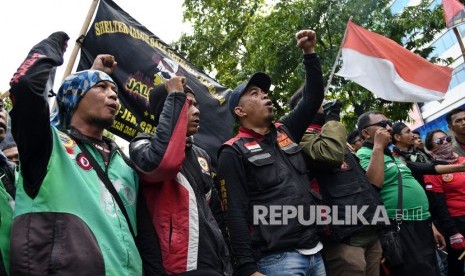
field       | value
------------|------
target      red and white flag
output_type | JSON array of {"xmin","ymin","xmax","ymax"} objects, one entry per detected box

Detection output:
[
  {"xmin": 336, "ymin": 21, "xmax": 453, "ymax": 103},
  {"xmin": 443, "ymin": 0, "xmax": 465, "ymax": 28}
]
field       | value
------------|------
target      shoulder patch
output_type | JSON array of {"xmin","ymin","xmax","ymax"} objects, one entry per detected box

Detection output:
[{"xmin": 58, "ymin": 132, "xmax": 76, "ymax": 148}]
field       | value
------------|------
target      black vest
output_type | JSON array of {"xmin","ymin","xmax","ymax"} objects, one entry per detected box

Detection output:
[
  {"xmin": 224, "ymin": 125, "xmax": 320, "ymax": 258},
  {"xmin": 314, "ymin": 151, "xmax": 384, "ymax": 242}
]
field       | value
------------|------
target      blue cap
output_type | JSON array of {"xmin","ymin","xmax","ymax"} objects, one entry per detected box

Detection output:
[{"xmin": 228, "ymin": 72, "xmax": 271, "ymax": 116}]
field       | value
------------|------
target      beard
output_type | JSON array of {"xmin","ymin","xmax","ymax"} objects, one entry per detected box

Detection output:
[
  {"xmin": 265, "ymin": 113, "xmax": 274, "ymax": 125},
  {"xmin": 90, "ymin": 116, "xmax": 115, "ymax": 130}
]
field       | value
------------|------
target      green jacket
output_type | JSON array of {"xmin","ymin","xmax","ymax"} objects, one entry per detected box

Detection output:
[{"xmin": 299, "ymin": 121, "xmax": 347, "ymax": 169}]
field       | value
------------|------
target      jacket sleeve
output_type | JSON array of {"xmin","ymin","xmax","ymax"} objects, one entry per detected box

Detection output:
[
  {"xmin": 299, "ymin": 121, "xmax": 347, "ymax": 169},
  {"xmin": 218, "ymin": 146, "xmax": 258, "ymax": 276},
  {"xmin": 404, "ymin": 161, "xmax": 436, "ymax": 175},
  {"xmin": 129, "ymin": 92, "xmax": 188, "ymax": 183},
  {"xmin": 9, "ymin": 32, "xmax": 68, "ymax": 198},
  {"xmin": 279, "ymin": 54, "xmax": 324, "ymax": 143}
]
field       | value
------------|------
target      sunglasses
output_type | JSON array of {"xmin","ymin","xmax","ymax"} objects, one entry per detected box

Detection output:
[
  {"xmin": 362, "ymin": 120, "xmax": 393, "ymax": 130},
  {"xmin": 434, "ymin": 136, "xmax": 452, "ymax": 145}
]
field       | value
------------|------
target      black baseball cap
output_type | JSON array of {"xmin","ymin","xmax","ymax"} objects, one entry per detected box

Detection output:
[{"xmin": 228, "ymin": 72, "xmax": 271, "ymax": 116}]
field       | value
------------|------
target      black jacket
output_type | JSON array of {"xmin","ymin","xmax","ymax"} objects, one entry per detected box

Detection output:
[{"xmin": 218, "ymin": 53, "xmax": 324, "ymax": 275}]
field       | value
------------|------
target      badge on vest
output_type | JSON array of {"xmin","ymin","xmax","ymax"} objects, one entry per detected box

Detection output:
[
  {"xmin": 244, "ymin": 141, "xmax": 262, "ymax": 153},
  {"xmin": 442, "ymin": 174, "xmax": 454, "ymax": 182},
  {"xmin": 340, "ymin": 161, "xmax": 351, "ymax": 171},
  {"xmin": 76, "ymin": 153, "xmax": 93, "ymax": 171},
  {"xmin": 59, "ymin": 132, "xmax": 76, "ymax": 157},
  {"xmin": 277, "ymin": 131, "xmax": 293, "ymax": 149}
]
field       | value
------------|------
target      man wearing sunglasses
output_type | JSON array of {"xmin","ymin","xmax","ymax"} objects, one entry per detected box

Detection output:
[
  {"xmin": 356, "ymin": 111, "xmax": 440, "ymax": 276},
  {"xmin": 446, "ymin": 107, "xmax": 465, "ymax": 157}
]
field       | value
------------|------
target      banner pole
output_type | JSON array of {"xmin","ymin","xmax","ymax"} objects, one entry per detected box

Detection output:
[
  {"xmin": 324, "ymin": 16, "xmax": 352, "ymax": 95},
  {"xmin": 61, "ymin": 0, "xmax": 100, "ymax": 81}
]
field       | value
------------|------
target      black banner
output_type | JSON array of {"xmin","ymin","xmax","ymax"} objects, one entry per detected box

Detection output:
[{"xmin": 77, "ymin": 0, "xmax": 234, "ymax": 164}]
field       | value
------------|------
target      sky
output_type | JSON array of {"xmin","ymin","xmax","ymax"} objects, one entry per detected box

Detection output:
[{"xmin": 0, "ymin": 0, "xmax": 190, "ymax": 93}]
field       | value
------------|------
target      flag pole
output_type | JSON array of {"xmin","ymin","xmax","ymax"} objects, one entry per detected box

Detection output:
[
  {"xmin": 452, "ymin": 26, "xmax": 465, "ymax": 64},
  {"xmin": 324, "ymin": 16, "xmax": 352, "ymax": 95},
  {"xmin": 61, "ymin": 0, "xmax": 100, "ymax": 81}
]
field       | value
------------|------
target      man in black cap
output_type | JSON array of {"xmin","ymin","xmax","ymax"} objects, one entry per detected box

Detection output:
[{"xmin": 217, "ymin": 29, "xmax": 325, "ymax": 276}]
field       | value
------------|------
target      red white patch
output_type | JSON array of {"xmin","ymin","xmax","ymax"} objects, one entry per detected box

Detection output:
[
  {"xmin": 244, "ymin": 141, "xmax": 261, "ymax": 152},
  {"xmin": 76, "ymin": 153, "xmax": 92, "ymax": 171},
  {"xmin": 442, "ymin": 174, "xmax": 454, "ymax": 182}
]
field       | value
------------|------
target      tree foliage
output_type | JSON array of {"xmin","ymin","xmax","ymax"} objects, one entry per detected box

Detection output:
[{"xmin": 175, "ymin": 0, "xmax": 447, "ymax": 131}]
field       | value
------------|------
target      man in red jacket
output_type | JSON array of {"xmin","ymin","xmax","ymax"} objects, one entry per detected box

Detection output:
[{"xmin": 130, "ymin": 76, "xmax": 231, "ymax": 275}]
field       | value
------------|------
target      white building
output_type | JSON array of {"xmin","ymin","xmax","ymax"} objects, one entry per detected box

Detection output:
[{"xmin": 391, "ymin": 0, "xmax": 465, "ymax": 135}]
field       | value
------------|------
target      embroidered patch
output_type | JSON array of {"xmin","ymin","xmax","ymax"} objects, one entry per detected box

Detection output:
[
  {"xmin": 58, "ymin": 132, "xmax": 76, "ymax": 148},
  {"xmin": 340, "ymin": 161, "xmax": 351, "ymax": 171},
  {"xmin": 65, "ymin": 146, "xmax": 75, "ymax": 157},
  {"xmin": 277, "ymin": 131, "xmax": 293, "ymax": 148},
  {"xmin": 197, "ymin": 157, "xmax": 210, "ymax": 173},
  {"xmin": 244, "ymin": 141, "xmax": 262, "ymax": 152},
  {"xmin": 76, "ymin": 153, "xmax": 92, "ymax": 171},
  {"xmin": 442, "ymin": 174, "xmax": 454, "ymax": 182}
]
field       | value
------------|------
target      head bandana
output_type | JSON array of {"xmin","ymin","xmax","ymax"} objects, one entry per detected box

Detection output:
[{"xmin": 51, "ymin": 69, "xmax": 115, "ymax": 130}]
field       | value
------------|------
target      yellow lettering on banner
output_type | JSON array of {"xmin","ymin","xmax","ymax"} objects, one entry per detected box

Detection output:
[
  {"xmin": 112, "ymin": 120, "xmax": 125, "ymax": 131},
  {"xmin": 94, "ymin": 20, "xmax": 129, "ymax": 36},
  {"xmin": 123, "ymin": 126, "xmax": 137, "ymax": 137},
  {"xmin": 140, "ymin": 121, "xmax": 156, "ymax": 134},
  {"xmin": 96, "ymin": 23, "xmax": 225, "ymax": 105},
  {"xmin": 126, "ymin": 78, "xmax": 153, "ymax": 101},
  {"xmin": 120, "ymin": 108, "xmax": 138, "ymax": 125}
]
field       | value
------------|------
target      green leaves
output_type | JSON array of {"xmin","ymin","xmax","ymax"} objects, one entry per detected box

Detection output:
[{"xmin": 176, "ymin": 0, "xmax": 447, "ymax": 131}]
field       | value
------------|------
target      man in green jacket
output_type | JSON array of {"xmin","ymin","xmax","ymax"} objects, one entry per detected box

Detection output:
[{"xmin": 8, "ymin": 32, "xmax": 142, "ymax": 275}]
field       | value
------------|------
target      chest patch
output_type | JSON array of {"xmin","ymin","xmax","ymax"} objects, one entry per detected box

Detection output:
[
  {"xmin": 277, "ymin": 131, "xmax": 293, "ymax": 149},
  {"xmin": 197, "ymin": 157, "xmax": 210, "ymax": 175},
  {"xmin": 76, "ymin": 153, "xmax": 93, "ymax": 171},
  {"xmin": 442, "ymin": 174, "xmax": 454, "ymax": 182},
  {"xmin": 244, "ymin": 141, "xmax": 262, "ymax": 152}
]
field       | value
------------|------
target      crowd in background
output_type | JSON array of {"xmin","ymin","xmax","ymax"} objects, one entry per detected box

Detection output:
[{"xmin": 0, "ymin": 28, "xmax": 465, "ymax": 276}]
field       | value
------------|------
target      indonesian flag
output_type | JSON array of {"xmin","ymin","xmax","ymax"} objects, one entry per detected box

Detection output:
[
  {"xmin": 443, "ymin": 0, "xmax": 465, "ymax": 28},
  {"xmin": 336, "ymin": 21, "xmax": 453, "ymax": 103}
]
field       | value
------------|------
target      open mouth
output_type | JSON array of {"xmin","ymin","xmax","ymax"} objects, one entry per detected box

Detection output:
[
  {"xmin": 265, "ymin": 100, "xmax": 273, "ymax": 109},
  {"xmin": 107, "ymin": 103, "xmax": 118, "ymax": 112}
]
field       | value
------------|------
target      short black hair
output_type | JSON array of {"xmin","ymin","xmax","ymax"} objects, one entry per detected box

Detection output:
[
  {"xmin": 347, "ymin": 129, "xmax": 360, "ymax": 144},
  {"xmin": 446, "ymin": 107, "xmax": 465, "ymax": 125},
  {"xmin": 356, "ymin": 111, "xmax": 383, "ymax": 136},
  {"xmin": 412, "ymin": 130, "xmax": 421, "ymax": 136},
  {"xmin": 288, "ymin": 85, "xmax": 304, "ymax": 110},
  {"xmin": 425, "ymin": 129, "xmax": 447, "ymax": 151}
]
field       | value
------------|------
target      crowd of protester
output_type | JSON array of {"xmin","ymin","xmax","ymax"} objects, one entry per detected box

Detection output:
[{"xmin": 1, "ymin": 29, "xmax": 465, "ymax": 276}]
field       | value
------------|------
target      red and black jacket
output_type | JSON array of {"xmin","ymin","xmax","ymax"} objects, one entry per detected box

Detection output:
[{"xmin": 130, "ymin": 92, "xmax": 231, "ymax": 275}]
